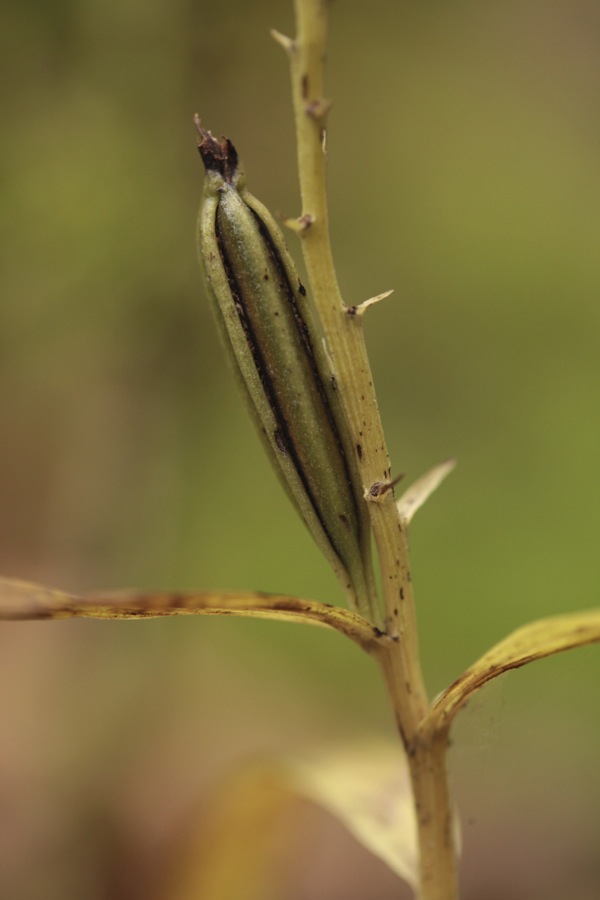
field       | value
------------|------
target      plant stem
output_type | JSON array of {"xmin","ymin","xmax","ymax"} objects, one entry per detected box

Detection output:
[
  {"xmin": 282, "ymin": 1, "xmax": 460, "ymax": 896},
  {"xmin": 284, "ymin": 0, "xmax": 423, "ymax": 658},
  {"xmin": 377, "ymin": 642, "xmax": 458, "ymax": 900}
]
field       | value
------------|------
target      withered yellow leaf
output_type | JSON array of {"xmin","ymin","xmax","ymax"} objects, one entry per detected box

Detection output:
[
  {"xmin": 163, "ymin": 742, "xmax": 419, "ymax": 900},
  {"xmin": 427, "ymin": 607, "xmax": 600, "ymax": 733},
  {"xmin": 0, "ymin": 576, "xmax": 379, "ymax": 649},
  {"xmin": 165, "ymin": 766, "xmax": 295, "ymax": 900},
  {"xmin": 284, "ymin": 741, "xmax": 419, "ymax": 888}
]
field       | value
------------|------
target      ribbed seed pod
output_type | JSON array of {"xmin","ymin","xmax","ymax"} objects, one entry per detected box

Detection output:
[{"xmin": 195, "ymin": 122, "xmax": 377, "ymax": 619}]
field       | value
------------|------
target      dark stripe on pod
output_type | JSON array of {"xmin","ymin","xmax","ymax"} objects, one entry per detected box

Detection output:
[
  {"xmin": 248, "ymin": 206, "xmax": 363, "ymax": 531},
  {"xmin": 213, "ymin": 203, "xmax": 349, "ymax": 566}
]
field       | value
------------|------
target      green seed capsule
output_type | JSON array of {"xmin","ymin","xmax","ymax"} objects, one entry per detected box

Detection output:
[{"xmin": 195, "ymin": 122, "xmax": 376, "ymax": 619}]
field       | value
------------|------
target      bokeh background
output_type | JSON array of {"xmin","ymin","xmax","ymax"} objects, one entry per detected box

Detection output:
[{"xmin": 1, "ymin": 0, "xmax": 599, "ymax": 897}]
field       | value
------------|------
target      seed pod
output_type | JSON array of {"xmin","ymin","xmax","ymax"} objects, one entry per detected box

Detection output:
[{"xmin": 195, "ymin": 121, "xmax": 376, "ymax": 619}]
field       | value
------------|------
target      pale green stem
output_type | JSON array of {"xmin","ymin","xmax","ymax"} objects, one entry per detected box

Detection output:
[
  {"xmin": 285, "ymin": 0, "xmax": 427, "ymax": 742},
  {"xmin": 282, "ymin": 1, "xmax": 460, "ymax": 897},
  {"xmin": 285, "ymin": 0, "xmax": 425, "ymax": 669}
]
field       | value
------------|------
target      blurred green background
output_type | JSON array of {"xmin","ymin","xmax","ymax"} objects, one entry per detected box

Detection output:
[{"xmin": 1, "ymin": 0, "xmax": 599, "ymax": 897}]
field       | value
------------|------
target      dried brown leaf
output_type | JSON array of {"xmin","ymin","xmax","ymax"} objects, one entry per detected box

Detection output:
[{"xmin": 0, "ymin": 576, "xmax": 379, "ymax": 649}]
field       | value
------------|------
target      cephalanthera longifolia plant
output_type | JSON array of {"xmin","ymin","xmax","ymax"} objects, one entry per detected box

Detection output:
[{"xmin": 1, "ymin": 1, "xmax": 599, "ymax": 897}]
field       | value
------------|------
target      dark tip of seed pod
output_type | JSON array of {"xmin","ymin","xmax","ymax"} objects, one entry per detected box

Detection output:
[{"xmin": 194, "ymin": 115, "xmax": 239, "ymax": 183}]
